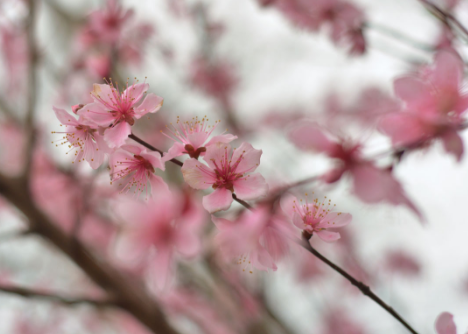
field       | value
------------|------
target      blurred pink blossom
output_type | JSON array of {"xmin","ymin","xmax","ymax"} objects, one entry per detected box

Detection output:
[
  {"xmin": 383, "ymin": 250, "xmax": 421, "ymax": 278},
  {"xmin": 181, "ymin": 142, "xmax": 268, "ymax": 213},
  {"xmin": 320, "ymin": 307, "xmax": 368, "ymax": 334},
  {"xmin": 435, "ymin": 312, "xmax": 466, "ymax": 334}
]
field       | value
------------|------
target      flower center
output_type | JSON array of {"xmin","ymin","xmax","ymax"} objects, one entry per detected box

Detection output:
[{"xmin": 133, "ymin": 155, "xmax": 155, "ymax": 173}]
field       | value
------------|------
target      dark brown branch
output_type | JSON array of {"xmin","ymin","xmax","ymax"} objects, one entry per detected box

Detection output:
[
  {"xmin": 0, "ymin": 174, "xmax": 180, "ymax": 334},
  {"xmin": 129, "ymin": 133, "xmax": 252, "ymax": 209},
  {"xmin": 420, "ymin": 0, "xmax": 468, "ymax": 42},
  {"xmin": 299, "ymin": 235, "xmax": 418, "ymax": 334},
  {"xmin": 0, "ymin": 284, "xmax": 115, "ymax": 307}
]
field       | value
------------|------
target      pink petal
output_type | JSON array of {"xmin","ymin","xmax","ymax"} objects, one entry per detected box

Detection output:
[
  {"xmin": 393, "ymin": 76, "xmax": 431, "ymax": 110},
  {"xmin": 84, "ymin": 137, "xmax": 105, "ymax": 169},
  {"xmin": 151, "ymin": 248, "xmax": 172, "ymax": 290},
  {"xmin": 53, "ymin": 107, "xmax": 79, "ymax": 126},
  {"xmin": 288, "ymin": 123, "xmax": 335, "ymax": 153},
  {"xmin": 203, "ymin": 142, "xmax": 232, "ymax": 170},
  {"xmin": 433, "ymin": 51, "xmax": 464, "ymax": 92},
  {"xmin": 134, "ymin": 93, "xmax": 163, "ymax": 118},
  {"xmin": 441, "ymin": 130, "xmax": 464, "ymax": 162},
  {"xmin": 181, "ymin": 158, "xmax": 214, "ymax": 190},
  {"xmin": 121, "ymin": 144, "xmax": 144, "ymax": 155},
  {"xmin": 315, "ymin": 230, "xmax": 341, "ymax": 242},
  {"xmin": 379, "ymin": 113, "xmax": 428, "ymax": 146},
  {"xmin": 233, "ymin": 173, "xmax": 268, "ymax": 201},
  {"xmin": 78, "ymin": 102, "xmax": 116, "ymax": 126},
  {"xmin": 202, "ymin": 188, "xmax": 233, "ymax": 213},
  {"xmin": 435, "ymin": 312, "xmax": 457, "ymax": 334},
  {"xmin": 211, "ymin": 215, "xmax": 234, "ymax": 230},
  {"xmin": 141, "ymin": 151, "xmax": 165, "ymax": 171},
  {"xmin": 230, "ymin": 142, "xmax": 262, "ymax": 174},
  {"xmin": 317, "ymin": 212, "xmax": 352, "ymax": 229},
  {"xmin": 163, "ymin": 142, "xmax": 186, "ymax": 161},
  {"xmin": 91, "ymin": 83, "xmax": 117, "ymax": 107},
  {"xmin": 186, "ymin": 131, "xmax": 210, "ymax": 148},
  {"xmin": 122, "ymin": 83, "xmax": 149, "ymax": 104},
  {"xmin": 149, "ymin": 174, "xmax": 169, "ymax": 195},
  {"xmin": 175, "ymin": 232, "xmax": 200, "ymax": 257},
  {"xmin": 280, "ymin": 194, "xmax": 298, "ymax": 219},
  {"xmin": 104, "ymin": 122, "xmax": 132, "ymax": 148},
  {"xmin": 250, "ymin": 245, "xmax": 277, "ymax": 272},
  {"xmin": 292, "ymin": 212, "xmax": 306, "ymax": 230},
  {"xmin": 205, "ymin": 133, "xmax": 238, "ymax": 147}
]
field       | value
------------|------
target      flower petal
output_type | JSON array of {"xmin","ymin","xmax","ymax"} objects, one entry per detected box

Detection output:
[
  {"xmin": 317, "ymin": 212, "xmax": 352, "ymax": 229},
  {"xmin": 163, "ymin": 142, "xmax": 186, "ymax": 162},
  {"xmin": 149, "ymin": 174, "xmax": 169, "ymax": 195},
  {"xmin": 435, "ymin": 312, "xmax": 457, "ymax": 334},
  {"xmin": 134, "ymin": 93, "xmax": 163, "ymax": 118},
  {"xmin": 104, "ymin": 122, "xmax": 132, "ymax": 148},
  {"xmin": 288, "ymin": 123, "xmax": 336, "ymax": 153},
  {"xmin": 202, "ymin": 188, "xmax": 233, "ymax": 213},
  {"xmin": 230, "ymin": 142, "xmax": 262, "ymax": 174},
  {"xmin": 315, "ymin": 230, "xmax": 341, "ymax": 242},
  {"xmin": 53, "ymin": 107, "xmax": 79, "ymax": 126},
  {"xmin": 181, "ymin": 158, "xmax": 214, "ymax": 190},
  {"xmin": 205, "ymin": 133, "xmax": 237, "ymax": 147},
  {"xmin": 292, "ymin": 212, "xmax": 305, "ymax": 230},
  {"xmin": 280, "ymin": 194, "xmax": 298, "ymax": 219},
  {"xmin": 441, "ymin": 130, "xmax": 464, "ymax": 162},
  {"xmin": 233, "ymin": 173, "xmax": 268, "ymax": 201},
  {"xmin": 122, "ymin": 83, "xmax": 149, "ymax": 104},
  {"xmin": 141, "ymin": 151, "xmax": 165, "ymax": 171},
  {"xmin": 78, "ymin": 102, "xmax": 116, "ymax": 126},
  {"xmin": 203, "ymin": 142, "xmax": 232, "ymax": 170}
]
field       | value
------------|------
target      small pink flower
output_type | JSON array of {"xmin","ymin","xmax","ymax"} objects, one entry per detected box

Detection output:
[
  {"xmin": 52, "ymin": 106, "xmax": 108, "ymax": 169},
  {"xmin": 281, "ymin": 193, "xmax": 351, "ymax": 242},
  {"xmin": 435, "ymin": 312, "xmax": 465, "ymax": 334},
  {"xmin": 115, "ymin": 191, "xmax": 205, "ymax": 289},
  {"xmin": 181, "ymin": 142, "xmax": 268, "ymax": 213},
  {"xmin": 109, "ymin": 144, "xmax": 168, "ymax": 197},
  {"xmin": 380, "ymin": 51, "xmax": 468, "ymax": 161},
  {"xmin": 162, "ymin": 116, "xmax": 237, "ymax": 161},
  {"xmin": 88, "ymin": 0, "xmax": 133, "ymax": 45},
  {"xmin": 211, "ymin": 206, "xmax": 292, "ymax": 272},
  {"xmin": 79, "ymin": 80, "xmax": 163, "ymax": 148},
  {"xmin": 289, "ymin": 123, "xmax": 424, "ymax": 221}
]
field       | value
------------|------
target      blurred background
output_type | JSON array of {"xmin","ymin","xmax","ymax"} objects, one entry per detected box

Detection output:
[{"xmin": 0, "ymin": 0, "xmax": 468, "ymax": 333}]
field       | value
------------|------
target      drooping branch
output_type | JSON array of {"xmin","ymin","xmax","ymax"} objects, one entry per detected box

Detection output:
[{"xmin": 299, "ymin": 234, "xmax": 419, "ymax": 334}]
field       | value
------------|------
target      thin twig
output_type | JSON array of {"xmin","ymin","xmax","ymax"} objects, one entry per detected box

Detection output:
[
  {"xmin": 420, "ymin": 0, "xmax": 468, "ymax": 42},
  {"xmin": 299, "ymin": 234, "xmax": 419, "ymax": 334},
  {"xmin": 0, "ymin": 284, "xmax": 115, "ymax": 307}
]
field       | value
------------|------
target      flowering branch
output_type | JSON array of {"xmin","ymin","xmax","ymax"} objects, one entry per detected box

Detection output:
[
  {"xmin": 299, "ymin": 233, "xmax": 419, "ymax": 334},
  {"xmin": 0, "ymin": 284, "xmax": 116, "ymax": 307}
]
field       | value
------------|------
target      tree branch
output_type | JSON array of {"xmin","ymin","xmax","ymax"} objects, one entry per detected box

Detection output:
[{"xmin": 299, "ymin": 234, "xmax": 419, "ymax": 334}]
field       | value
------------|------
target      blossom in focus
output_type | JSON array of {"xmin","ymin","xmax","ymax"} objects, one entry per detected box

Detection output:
[
  {"xmin": 52, "ymin": 106, "xmax": 109, "ymax": 169},
  {"xmin": 162, "ymin": 116, "xmax": 237, "ymax": 161},
  {"xmin": 380, "ymin": 51, "xmax": 468, "ymax": 161},
  {"xmin": 79, "ymin": 80, "xmax": 163, "ymax": 148},
  {"xmin": 289, "ymin": 123, "xmax": 424, "ymax": 221},
  {"xmin": 435, "ymin": 312, "xmax": 466, "ymax": 334},
  {"xmin": 109, "ymin": 144, "xmax": 167, "ymax": 197},
  {"xmin": 281, "ymin": 193, "xmax": 351, "ymax": 242},
  {"xmin": 211, "ymin": 206, "xmax": 293, "ymax": 272},
  {"xmin": 181, "ymin": 142, "xmax": 268, "ymax": 213},
  {"xmin": 115, "ymin": 191, "xmax": 205, "ymax": 289}
]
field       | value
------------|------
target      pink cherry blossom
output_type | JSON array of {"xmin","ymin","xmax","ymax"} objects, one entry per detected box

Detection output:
[
  {"xmin": 109, "ymin": 144, "xmax": 168, "ymax": 197},
  {"xmin": 289, "ymin": 123, "xmax": 424, "ymax": 221},
  {"xmin": 52, "ymin": 106, "xmax": 109, "ymax": 169},
  {"xmin": 79, "ymin": 80, "xmax": 163, "ymax": 148},
  {"xmin": 88, "ymin": 0, "xmax": 133, "ymax": 45},
  {"xmin": 435, "ymin": 312, "xmax": 465, "ymax": 334},
  {"xmin": 211, "ymin": 206, "xmax": 293, "ymax": 272},
  {"xmin": 321, "ymin": 306, "xmax": 368, "ymax": 334},
  {"xmin": 162, "ymin": 116, "xmax": 237, "ymax": 161},
  {"xmin": 383, "ymin": 250, "xmax": 421, "ymax": 278},
  {"xmin": 181, "ymin": 142, "xmax": 268, "ymax": 213},
  {"xmin": 115, "ymin": 191, "xmax": 205, "ymax": 289},
  {"xmin": 281, "ymin": 193, "xmax": 351, "ymax": 242},
  {"xmin": 380, "ymin": 51, "xmax": 468, "ymax": 161}
]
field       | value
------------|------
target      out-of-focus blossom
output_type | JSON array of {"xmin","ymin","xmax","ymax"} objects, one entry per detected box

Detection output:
[
  {"xmin": 190, "ymin": 57, "xmax": 238, "ymax": 103},
  {"xmin": 261, "ymin": 0, "xmax": 366, "ymax": 55},
  {"xmin": 321, "ymin": 307, "xmax": 368, "ymax": 334},
  {"xmin": 115, "ymin": 191, "xmax": 205, "ymax": 289},
  {"xmin": 52, "ymin": 106, "xmax": 109, "ymax": 169},
  {"xmin": 181, "ymin": 142, "xmax": 268, "ymax": 213},
  {"xmin": 162, "ymin": 288, "xmax": 237, "ymax": 334},
  {"xmin": 380, "ymin": 51, "xmax": 468, "ymax": 161},
  {"xmin": 281, "ymin": 193, "xmax": 351, "ymax": 242},
  {"xmin": 289, "ymin": 123, "xmax": 423, "ymax": 220},
  {"xmin": 162, "ymin": 116, "xmax": 237, "ymax": 161},
  {"xmin": 79, "ymin": 81, "xmax": 163, "ymax": 148},
  {"xmin": 0, "ymin": 25, "xmax": 27, "ymax": 94},
  {"xmin": 435, "ymin": 312, "xmax": 466, "ymax": 334},
  {"xmin": 211, "ymin": 206, "xmax": 293, "ymax": 272},
  {"xmin": 117, "ymin": 23, "xmax": 154, "ymax": 66},
  {"xmin": 383, "ymin": 250, "xmax": 421, "ymax": 278},
  {"xmin": 0, "ymin": 122, "xmax": 25, "ymax": 176},
  {"xmin": 88, "ymin": 0, "xmax": 133, "ymax": 45},
  {"xmin": 109, "ymin": 144, "xmax": 167, "ymax": 197}
]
